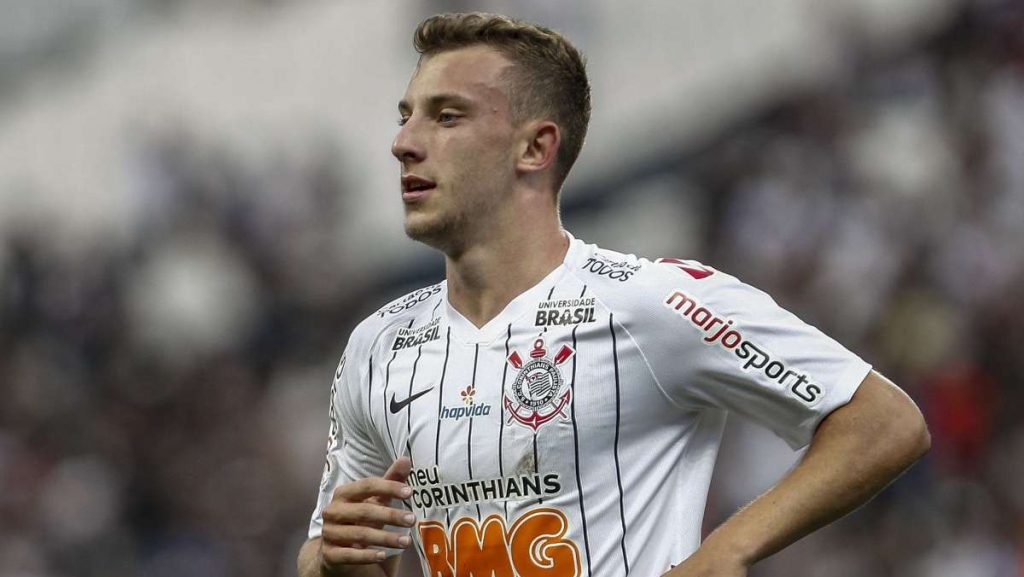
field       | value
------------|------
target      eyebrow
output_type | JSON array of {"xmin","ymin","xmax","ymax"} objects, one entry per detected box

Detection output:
[{"xmin": 398, "ymin": 93, "xmax": 474, "ymax": 113}]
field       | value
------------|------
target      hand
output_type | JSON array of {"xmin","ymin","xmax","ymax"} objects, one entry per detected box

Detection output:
[
  {"xmin": 662, "ymin": 546, "xmax": 748, "ymax": 577},
  {"xmin": 319, "ymin": 457, "xmax": 416, "ymax": 570}
]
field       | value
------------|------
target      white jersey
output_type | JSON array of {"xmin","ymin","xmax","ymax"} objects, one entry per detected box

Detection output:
[{"xmin": 309, "ymin": 232, "xmax": 870, "ymax": 577}]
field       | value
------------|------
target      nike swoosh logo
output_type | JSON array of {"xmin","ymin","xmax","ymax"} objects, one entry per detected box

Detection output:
[{"xmin": 389, "ymin": 387, "xmax": 435, "ymax": 414}]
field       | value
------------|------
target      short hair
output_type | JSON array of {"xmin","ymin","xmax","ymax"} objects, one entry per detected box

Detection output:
[{"xmin": 414, "ymin": 12, "xmax": 591, "ymax": 192}]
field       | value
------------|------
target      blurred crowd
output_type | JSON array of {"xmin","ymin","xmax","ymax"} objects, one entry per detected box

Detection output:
[
  {"xmin": 691, "ymin": 4, "xmax": 1024, "ymax": 576},
  {"xmin": 0, "ymin": 129, "xmax": 379, "ymax": 576},
  {"xmin": 1, "ymin": 2, "xmax": 1022, "ymax": 577}
]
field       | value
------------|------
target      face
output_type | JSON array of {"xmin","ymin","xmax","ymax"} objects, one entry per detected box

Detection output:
[{"xmin": 392, "ymin": 46, "xmax": 520, "ymax": 252}]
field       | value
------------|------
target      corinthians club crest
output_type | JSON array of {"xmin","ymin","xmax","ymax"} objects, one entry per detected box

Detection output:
[{"xmin": 504, "ymin": 338, "xmax": 575, "ymax": 431}]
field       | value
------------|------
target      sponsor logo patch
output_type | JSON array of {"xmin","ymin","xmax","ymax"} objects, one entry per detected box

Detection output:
[
  {"xmin": 376, "ymin": 284, "xmax": 442, "ymax": 317},
  {"xmin": 504, "ymin": 338, "xmax": 574, "ymax": 431},
  {"xmin": 439, "ymin": 385, "xmax": 492, "ymax": 421},
  {"xmin": 534, "ymin": 297, "xmax": 597, "ymax": 327},
  {"xmin": 418, "ymin": 508, "xmax": 581, "ymax": 577},
  {"xmin": 407, "ymin": 466, "xmax": 562, "ymax": 509},
  {"xmin": 391, "ymin": 317, "xmax": 441, "ymax": 350},
  {"xmin": 656, "ymin": 257, "xmax": 715, "ymax": 280},
  {"xmin": 580, "ymin": 255, "xmax": 639, "ymax": 282},
  {"xmin": 389, "ymin": 387, "xmax": 435, "ymax": 414},
  {"xmin": 318, "ymin": 355, "xmax": 345, "ymax": 492},
  {"xmin": 663, "ymin": 290, "xmax": 823, "ymax": 404}
]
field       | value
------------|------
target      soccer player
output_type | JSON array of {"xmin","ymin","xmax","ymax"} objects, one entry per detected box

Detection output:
[{"xmin": 297, "ymin": 12, "xmax": 930, "ymax": 577}]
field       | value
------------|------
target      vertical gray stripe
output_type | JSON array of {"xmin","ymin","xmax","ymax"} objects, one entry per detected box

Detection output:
[
  {"xmin": 467, "ymin": 344, "xmax": 482, "ymax": 520},
  {"xmin": 433, "ymin": 327, "xmax": 452, "ymax": 528},
  {"xmin": 406, "ymin": 304, "xmax": 442, "ymax": 467},
  {"xmin": 499, "ymin": 323, "xmax": 512, "ymax": 519},
  {"xmin": 382, "ymin": 318, "xmax": 414, "ymax": 458},
  {"xmin": 610, "ymin": 313, "xmax": 630, "ymax": 574},
  {"xmin": 534, "ymin": 284, "xmax": 558, "ymax": 504},
  {"xmin": 570, "ymin": 285, "xmax": 593, "ymax": 576},
  {"xmin": 405, "ymin": 345, "xmax": 423, "ymax": 466},
  {"xmin": 366, "ymin": 355, "xmax": 375, "ymax": 431}
]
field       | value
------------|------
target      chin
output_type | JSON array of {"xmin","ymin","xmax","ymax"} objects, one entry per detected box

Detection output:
[
  {"xmin": 405, "ymin": 215, "xmax": 463, "ymax": 254},
  {"xmin": 405, "ymin": 217, "xmax": 445, "ymax": 244}
]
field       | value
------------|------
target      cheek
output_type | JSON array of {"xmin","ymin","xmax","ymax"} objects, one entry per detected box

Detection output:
[
  {"xmin": 446, "ymin": 144, "xmax": 502, "ymax": 182},
  {"xmin": 437, "ymin": 128, "xmax": 516, "ymax": 189},
  {"xmin": 474, "ymin": 133, "xmax": 516, "ymax": 171},
  {"xmin": 449, "ymin": 125, "xmax": 512, "ymax": 156}
]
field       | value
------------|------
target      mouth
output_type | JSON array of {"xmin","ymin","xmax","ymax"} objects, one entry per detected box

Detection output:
[{"xmin": 402, "ymin": 175, "xmax": 437, "ymax": 202}]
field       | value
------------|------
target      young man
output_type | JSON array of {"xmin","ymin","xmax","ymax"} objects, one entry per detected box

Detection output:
[{"xmin": 298, "ymin": 13, "xmax": 930, "ymax": 577}]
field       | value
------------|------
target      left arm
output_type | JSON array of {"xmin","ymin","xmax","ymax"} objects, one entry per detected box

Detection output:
[{"xmin": 667, "ymin": 370, "xmax": 930, "ymax": 576}]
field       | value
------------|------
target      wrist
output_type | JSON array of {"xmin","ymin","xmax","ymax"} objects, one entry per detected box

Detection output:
[{"xmin": 697, "ymin": 529, "xmax": 757, "ymax": 569}]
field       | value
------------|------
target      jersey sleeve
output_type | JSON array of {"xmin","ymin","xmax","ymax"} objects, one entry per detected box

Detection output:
[
  {"xmin": 632, "ymin": 259, "xmax": 871, "ymax": 449},
  {"xmin": 307, "ymin": 343, "xmax": 396, "ymax": 542}
]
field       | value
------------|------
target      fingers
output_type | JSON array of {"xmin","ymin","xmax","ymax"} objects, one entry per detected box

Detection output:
[
  {"xmin": 321, "ymin": 538, "xmax": 410, "ymax": 566},
  {"xmin": 322, "ymin": 523, "xmax": 413, "ymax": 550},
  {"xmin": 322, "ymin": 501, "xmax": 416, "ymax": 529},
  {"xmin": 319, "ymin": 461, "xmax": 418, "ymax": 570},
  {"xmin": 368, "ymin": 457, "xmax": 413, "ymax": 508},
  {"xmin": 321, "ymin": 543, "xmax": 387, "ymax": 565},
  {"xmin": 382, "ymin": 456, "xmax": 412, "ymax": 483},
  {"xmin": 333, "ymin": 476, "xmax": 412, "ymax": 503}
]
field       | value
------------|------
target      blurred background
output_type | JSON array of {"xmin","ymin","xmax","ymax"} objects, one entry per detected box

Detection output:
[{"xmin": 1, "ymin": 0, "xmax": 1022, "ymax": 575}]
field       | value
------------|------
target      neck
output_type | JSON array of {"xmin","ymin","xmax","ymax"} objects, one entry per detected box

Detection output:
[{"xmin": 444, "ymin": 208, "xmax": 568, "ymax": 328}]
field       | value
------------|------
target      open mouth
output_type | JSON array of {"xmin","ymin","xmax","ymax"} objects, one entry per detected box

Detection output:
[{"xmin": 402, "ymin": 175, "xmax": 437, "ymax": 200}]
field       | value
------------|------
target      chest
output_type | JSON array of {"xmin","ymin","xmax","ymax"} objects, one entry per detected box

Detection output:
[{"xmin": 368, "ymin": 321, "xmax": 668, "ymax": 486}]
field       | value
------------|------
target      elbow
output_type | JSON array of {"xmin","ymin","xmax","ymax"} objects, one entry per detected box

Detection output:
[
  {"xmin": 859, "ymin": 371, "xmax": 931, "ymax": 468},
  {"xmin": 888, "ymin": 402, "xmax": 930, "ymax": 469},
  {"xmin": 909, "ymin": 413, "xmax": 931, "ymax": 462},
  {"xmin": 858, "ymin": 408, "xmax": 930, "ymax": 479}
]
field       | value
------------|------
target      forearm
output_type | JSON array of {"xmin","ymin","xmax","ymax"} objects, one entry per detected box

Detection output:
[
  {"xmin": 298, "ymin": 538, "xmax": 393, "ymax": 577},
  {"xmin": 699, "ymin": 371, "xmax": 930, "ymax": 567}
]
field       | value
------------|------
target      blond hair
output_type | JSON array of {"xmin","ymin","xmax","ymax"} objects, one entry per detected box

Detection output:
[{"xmin": 414, "ymin": 12, "xmax": 591, "ymax": 191}]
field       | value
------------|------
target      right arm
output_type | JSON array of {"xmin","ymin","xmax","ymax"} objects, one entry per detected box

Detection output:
[
  {"xmin": 297, "ymin": 537, "xmax": 401, "ymax": 577},
  {"xmin": 297, "ymin": 458, "xmax": 415, "ymax": 577},
  {"xmin": 299, "ymin": 338, "xmax": 416, "ymax": 577}
]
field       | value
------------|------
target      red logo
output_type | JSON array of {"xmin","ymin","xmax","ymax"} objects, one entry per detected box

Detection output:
[
  {"xmin": 504, "ymin": 339, "xmax": 574, "ymax": 431},
  {"xmin": 656, "ymin": 257, "xmax": 715, "ymax": 280}
]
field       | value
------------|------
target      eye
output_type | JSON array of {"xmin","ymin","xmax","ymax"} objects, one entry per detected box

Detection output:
[
  {"xmin": 438, "ymin": 112, "xmax": 460, "ymax": 124},
  {"xmin": 397, "ymin": 116, "xmax": 409, "ymax": 126}
]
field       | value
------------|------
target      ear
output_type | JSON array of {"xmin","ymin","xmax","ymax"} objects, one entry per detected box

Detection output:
[{"xmin": 516, "ymin": 120, "xmax": 560, "ymax": 175}]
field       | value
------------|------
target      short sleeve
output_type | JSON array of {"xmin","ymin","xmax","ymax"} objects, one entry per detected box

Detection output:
[
  {"xmin": 307, "ymin": 348, "xmax": 393, "ymax": 540},
  {"xmin": 634, "ymin": 259, "xmax": 871, "ymax": 449}
]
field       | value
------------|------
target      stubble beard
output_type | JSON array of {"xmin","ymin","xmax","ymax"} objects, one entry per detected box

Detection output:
[
  {"xmin": 404, "ymin": 208, "xmax": 469, "ymax": 255},
  {"xmin": 404, "ymin": 183, "xmax": 502, "ymax": 257}
]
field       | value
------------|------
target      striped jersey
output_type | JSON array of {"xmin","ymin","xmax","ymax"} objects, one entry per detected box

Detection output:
[{"xmin": 309, "ymin": 232, "xmax": 871, "ymax": 577}]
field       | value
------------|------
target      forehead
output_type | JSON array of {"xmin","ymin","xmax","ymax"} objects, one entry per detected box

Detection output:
[{"xmin": 402, "ymin": 45, "xmax": 513, "ymax": 107}]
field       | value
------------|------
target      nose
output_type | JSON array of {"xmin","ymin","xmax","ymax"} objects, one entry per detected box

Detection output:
[{"xmin": 391, "ymin": 119, "xmax": 425, "ymax": 164}]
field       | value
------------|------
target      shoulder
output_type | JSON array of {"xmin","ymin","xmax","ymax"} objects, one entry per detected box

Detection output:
[
  {"xmin": 568, "ymin": 238, "xmax": 735, "ymax": 314},
  {"xmin": 346, "ymin": 281, "xmax": 446, "ymax": 360}
]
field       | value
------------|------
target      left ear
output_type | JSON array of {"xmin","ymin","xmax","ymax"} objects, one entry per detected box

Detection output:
[{"xmin": 516, "ymin": 120, "xmax": 560, "ymax": 175}]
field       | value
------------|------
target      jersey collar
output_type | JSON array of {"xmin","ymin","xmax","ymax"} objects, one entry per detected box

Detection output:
[{"xmin": 444, "ymin": 231, "xmax": 587, "ymax": 344}]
